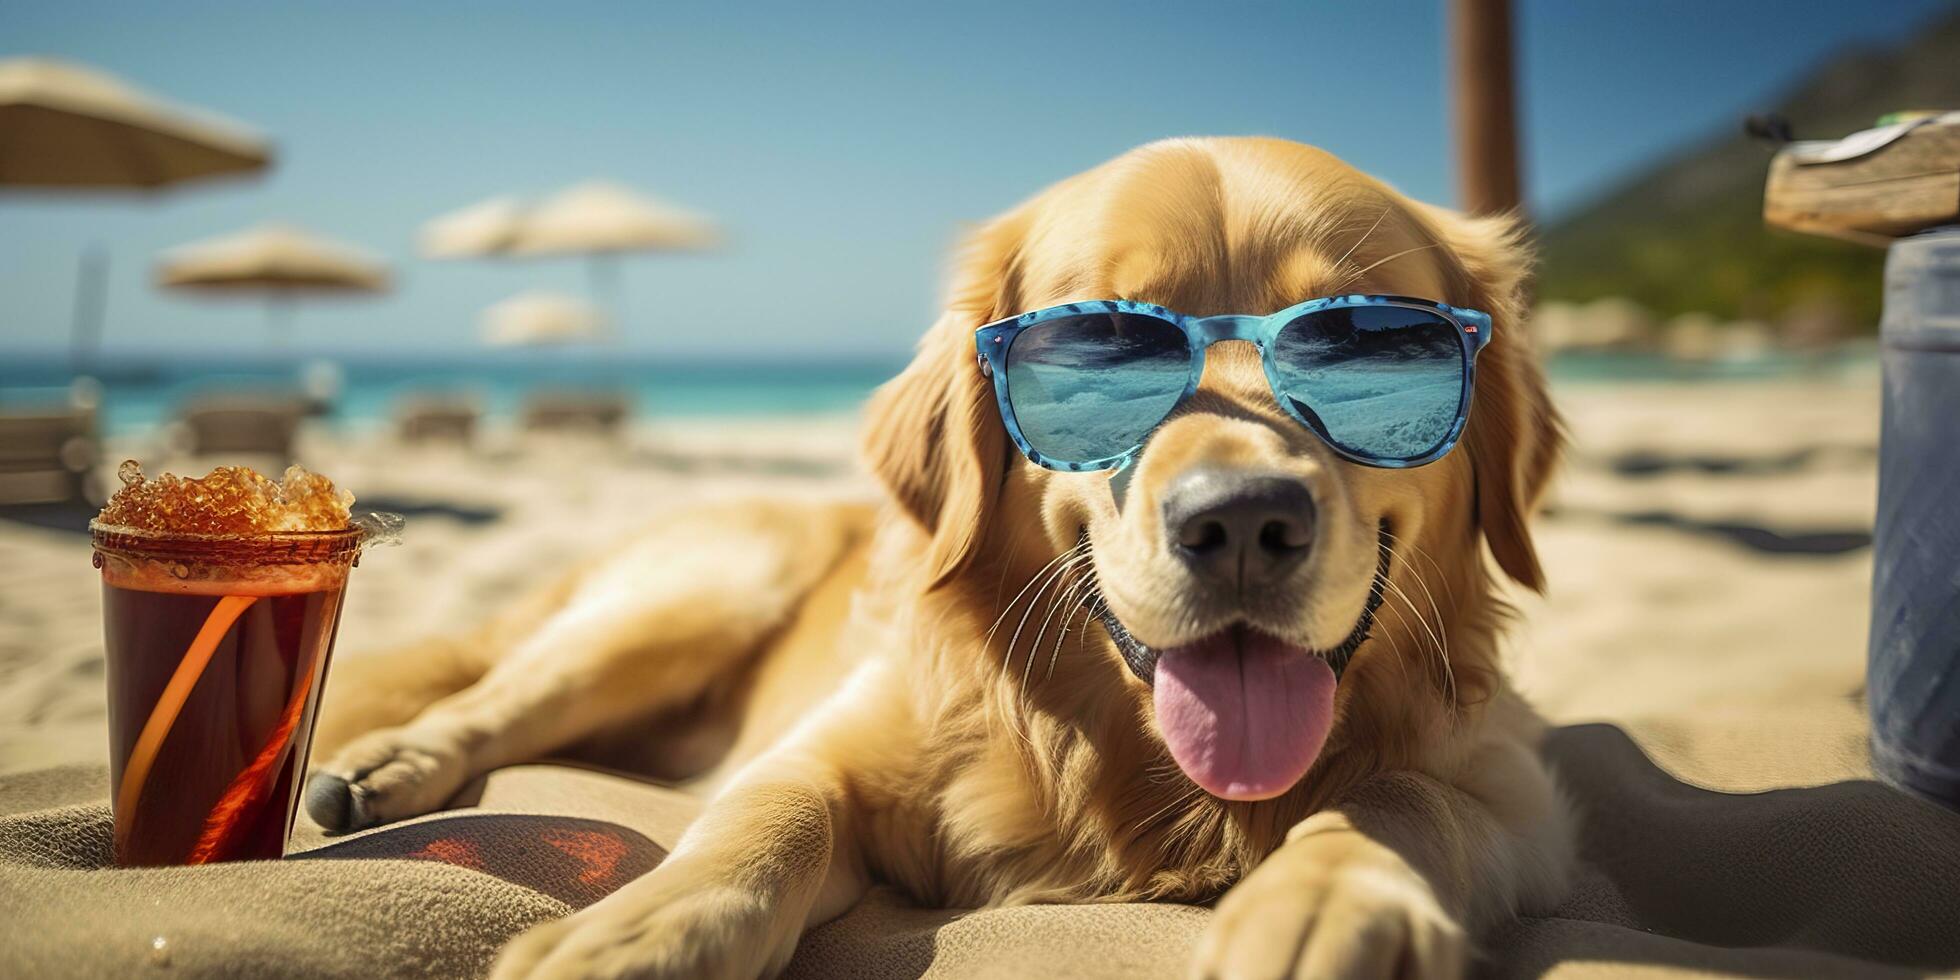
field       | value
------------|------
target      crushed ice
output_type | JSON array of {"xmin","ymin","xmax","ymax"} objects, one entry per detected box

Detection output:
[{"xmin": 99, "ymin": 461, "xmax": 356, "ymax": 534}]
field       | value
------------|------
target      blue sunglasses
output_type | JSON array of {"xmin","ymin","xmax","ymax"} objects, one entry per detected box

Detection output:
[{"xmin": 974, "ymin": 294, "xmax": 1492, "ymax": 472}]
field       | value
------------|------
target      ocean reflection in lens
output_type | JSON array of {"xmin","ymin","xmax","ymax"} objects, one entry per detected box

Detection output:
[
  {"xmin": 1270, "ymin": 306, "xmax": 1463, "ymax": 461},
  {"xmin": 1006, "ymin": 313, "xmax": 1188, "ymax": 465}
]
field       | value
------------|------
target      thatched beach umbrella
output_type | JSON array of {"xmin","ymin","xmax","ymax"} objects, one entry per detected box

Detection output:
[
  {"xmin": 420, "ymin": 195, "xmax": 525, "ymax": 259},
  {"xmin": 511, "ymin": 181, "xmax": 718, "ymax": 257},
  {"xmin": 421, "ymin": 180, "xmax": 717, "ymax": 329},
  {"xmin": 0, "ymin": 56, "xmax": 273, "ymax": 366},
  {"xmin": 480, "ymin": 290, "xmax": 608, "ymax": 347},
  {"xmin": 515, "ymin": 181, "xmax": 717, "ymax": 325},
  {"xmin": 156, "ymin": 223, "xmax": 389, "ymax": 344},
  {"xmin": 0, "ymin": 57, "xmax": 270, "ymax": 188}
]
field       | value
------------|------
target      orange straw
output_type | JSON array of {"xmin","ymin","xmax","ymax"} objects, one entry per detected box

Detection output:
[
  {"xmin": 113, "ymin": 594, "xmax": 258, "ymax": 854},
  {"xmin": 186, "ymin": 650, "xmax": 318, "ymax": 863}
]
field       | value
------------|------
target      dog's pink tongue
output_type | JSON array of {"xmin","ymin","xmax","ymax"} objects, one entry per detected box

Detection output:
[{"xmin": 1152, "ymin": 630, "xmax": 1336, "ymax": 801}]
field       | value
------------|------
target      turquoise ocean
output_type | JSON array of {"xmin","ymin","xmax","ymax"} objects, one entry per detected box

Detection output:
[{"xmin": 0, "ymin": 347, "xmax": 1876, "ymax": 437}]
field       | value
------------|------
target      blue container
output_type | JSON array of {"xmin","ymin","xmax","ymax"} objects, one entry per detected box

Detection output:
[{"xmin": 1870, "ymin": 226, "xmax": 1960, "ymax": 811}]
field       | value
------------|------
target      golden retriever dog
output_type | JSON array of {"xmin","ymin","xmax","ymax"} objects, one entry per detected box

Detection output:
[{"xmin": 308, "ymin": 136, "xmax": 1573, "ymax": 979}]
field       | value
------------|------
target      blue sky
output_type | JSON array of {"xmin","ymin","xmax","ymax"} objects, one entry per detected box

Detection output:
[{"xmin": 2, "ymin": 0, "xmax": 1952, "ymax": 359}]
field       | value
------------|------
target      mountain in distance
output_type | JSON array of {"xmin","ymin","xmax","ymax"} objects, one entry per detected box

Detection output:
[{"xmin": 1534, "ymin": 8, "xmax": 1960, "ymax": 331}]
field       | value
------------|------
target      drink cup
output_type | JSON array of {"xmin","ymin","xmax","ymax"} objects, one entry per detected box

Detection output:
[{"xmin": 91, "ymin": 523, "xmax": 366, "ymax": 865}]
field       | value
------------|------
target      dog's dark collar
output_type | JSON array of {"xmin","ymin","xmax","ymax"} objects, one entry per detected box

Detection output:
[{"xmin": 1091, "ymin": 521, "xmax": 1392, "ymax": 685}]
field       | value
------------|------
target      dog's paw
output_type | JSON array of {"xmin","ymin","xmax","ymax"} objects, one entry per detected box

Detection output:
[
  {"xmin": 1193, "ymin": 841, "xmax": 1466, "ymax": 980},
  {"xmin": 490, "ymin": 882, "xmax": 786, "ymax": 980},
  {"xmin": 305, "ymin": 723, "xmax": 472, "ymax": 831}
]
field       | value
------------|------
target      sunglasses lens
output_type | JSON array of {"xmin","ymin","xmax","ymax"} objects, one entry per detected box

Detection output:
[
  {"xmin": 1005, "ymin": 312, "xmax": 1189, "ymax": 466},
  {"xmin": 1270, "ymin": 306, "xmax": 1466, "ymax": 462}
]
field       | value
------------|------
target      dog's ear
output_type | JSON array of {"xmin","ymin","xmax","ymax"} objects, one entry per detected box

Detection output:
[
  {"xmin": 861, "ymin": 214, "xmax": 1025, "ymax": 589},
  {"xmin": 1415, "ymin": 204, "xmax": 1563, "ymax": 592}
]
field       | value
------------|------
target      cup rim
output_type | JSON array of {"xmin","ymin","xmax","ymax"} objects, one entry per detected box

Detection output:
[{"xmin": 90, "ymin": 521, "xmax": 367, "ymax": 565}]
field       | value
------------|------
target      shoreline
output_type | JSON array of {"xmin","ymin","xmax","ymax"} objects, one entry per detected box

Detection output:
[{"xmin": 0, "ymin": 346, "xmax": 1881, "ymax": 438}]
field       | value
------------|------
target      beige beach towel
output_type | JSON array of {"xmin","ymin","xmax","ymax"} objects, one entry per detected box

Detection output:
[{"xmin": 3, "ymin": 719, "xmax": 1958, "ymax": 980}]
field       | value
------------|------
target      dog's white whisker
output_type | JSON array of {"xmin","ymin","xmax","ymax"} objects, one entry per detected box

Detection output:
[
  {"xmin": 1381, "ymin": 574, "xmax": 1458, "ymax": 711},
  {"xmin": 1382, "ymin": 529, "xmax": 1458, "ymax": 613},
  {"xmin": 1408, "ymin": 580, "xmax": 1457, "ymax": 710},
  {"xmin": 1340, "ymin": 241, "xmax": 1442, "ymax": 288},
  {"xmin": 1390, "ymin": 541, "xmax": 1453, "ymax": 660},
  {"xmin": 989, "ymin": 544, "xmax": 1089, "ymax": 672},
  {"xmin": 1370, "ymin": 582, "xmax": 1421, "ymax": 691},
  {"xmin": 1007, "ymin": 552, "xmax": 1093, "ymax": 686},
  {"xmin": 986, "ymin": 543, "xmax": 1087, "ymax": 648},
  {"xmin": 1331, "ymin": 205, "xmax": 1391, "ymax": 278},
  {"xmin": 1044, "ymin": 588, "xmax": 1096, "ymax": 684},
  {"xmin": 1022, "ymin": 564, "xmax": 1091, "ymax": 692},
  {"xmin": 1379, "ymin": 578, "xmax": 1431, "ymax": 656},
  {"xmin": 1075, "ymin": 586, "xmax": 1104, "ymax": 666}
]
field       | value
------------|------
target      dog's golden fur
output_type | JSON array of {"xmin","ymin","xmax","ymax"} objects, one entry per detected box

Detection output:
[{"xmin": 312, "ymin": 137, "xmax": 1573, "ymax": 979}]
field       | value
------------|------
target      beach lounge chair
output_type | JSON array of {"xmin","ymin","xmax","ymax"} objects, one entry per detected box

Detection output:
[
  {"xmin": 0, "ymin": 405, "xmax": 100, "ymax": 505},
  {"xmin": 518, "ymin": 390, "xmax": 632, "ymax": 437},
  {"xmin": 170, "ymin": 393, "xmax": 309, "ymax": 460},
  {"xmin": 394, "ymin": 394, "xmax": 481, "ymax": 445}
]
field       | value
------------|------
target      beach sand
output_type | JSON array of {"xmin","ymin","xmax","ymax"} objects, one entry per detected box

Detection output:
[{"xmin": 0, "ymin": 372, "xmax": 1883, "ymax": 797}]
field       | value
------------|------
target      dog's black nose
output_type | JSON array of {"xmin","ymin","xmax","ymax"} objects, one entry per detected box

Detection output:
[{"xmin": 1162, "ymin": 468, "xmax": 1315, "ymax": 592}]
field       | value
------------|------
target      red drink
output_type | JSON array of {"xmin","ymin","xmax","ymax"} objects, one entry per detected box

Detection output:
[{"xmin": 91, "ymin": 463, "xmax": 376, "ymax": 866}]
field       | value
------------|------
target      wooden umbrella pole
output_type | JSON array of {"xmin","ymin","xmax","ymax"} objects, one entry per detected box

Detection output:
[
  {"xmin": 69, "ymin": 244, "xmax": 108, "ymax": 375},
  {"xmin": 588, "ymin": 252, "xmax": 624, "ymax": 334},
  {"xmin": 267, "ymin": 291, "xmax": 296, "ymax": 348},
  {"xmin": 1450, "ymin": 0, "xmax": 1525, "ymax": 218}
]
